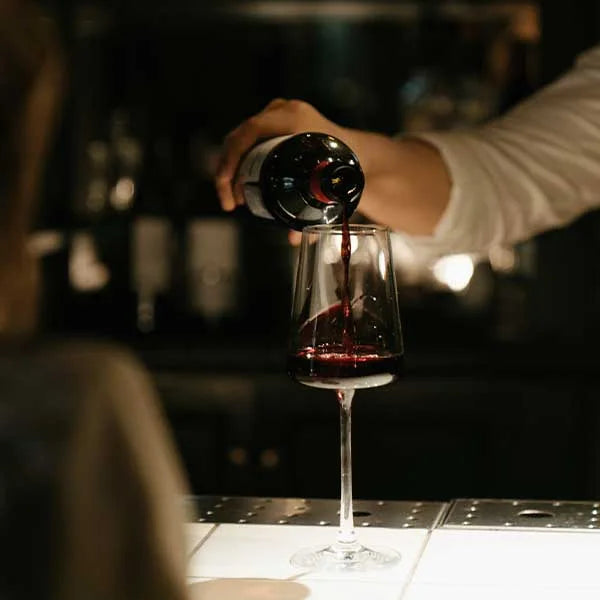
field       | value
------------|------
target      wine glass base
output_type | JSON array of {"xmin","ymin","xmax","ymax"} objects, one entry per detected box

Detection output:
[{"xmin": 290, "ymin": 543, "xmax": 400, "ymax": 572}]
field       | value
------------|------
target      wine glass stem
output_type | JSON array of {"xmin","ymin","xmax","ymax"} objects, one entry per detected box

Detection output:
[{"xmin": 336, "ymin": 388, "xmax": 358, "ymax": 550}]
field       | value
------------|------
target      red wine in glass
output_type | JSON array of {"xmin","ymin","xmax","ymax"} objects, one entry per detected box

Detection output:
[
  {"xmin": 288, "ymin": 299, "xmax": 403, "ymax": 389},
  {"xmin": 288, "ymin": 346, "xmax": 403, "ymax": 389}
]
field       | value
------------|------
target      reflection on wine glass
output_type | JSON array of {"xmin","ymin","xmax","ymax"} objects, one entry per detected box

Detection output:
[{"xmin": 287, "ymin": 224, "xmax": 404, "ymax": 572}]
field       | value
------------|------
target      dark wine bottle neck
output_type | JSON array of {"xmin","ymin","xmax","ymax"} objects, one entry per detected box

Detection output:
[{"xmin": 309, "ymin": 160, "xmax": 364, "ymax": 205}]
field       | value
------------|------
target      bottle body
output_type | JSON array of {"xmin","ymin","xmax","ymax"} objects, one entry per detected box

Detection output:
[{"xmin": 236, "ymin": 132, "xmax": 364, "ymax": 231}]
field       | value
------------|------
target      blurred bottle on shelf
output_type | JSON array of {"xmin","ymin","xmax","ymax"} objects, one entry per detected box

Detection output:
[
  {"xmin": 186, "ymin": 218, "xmax": 240, "ymax": 328},
  {"xmin": 131, "ymin": 126, "xmax": 178, "ymax": 334}
]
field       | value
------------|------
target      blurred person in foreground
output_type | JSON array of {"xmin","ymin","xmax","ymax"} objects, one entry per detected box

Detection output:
[
  {"xmin": 216, "ymin": 45, "xmax": 600, "ymax": 260},
  {"xmin": 0, "ymin": 3, "xmax": 190, "ymax": 599}
]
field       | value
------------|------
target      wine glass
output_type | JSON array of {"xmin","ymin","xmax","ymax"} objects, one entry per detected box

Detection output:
[{"xmin": 287, "ymin": 223, "xmax": 404, "ymax": 571}]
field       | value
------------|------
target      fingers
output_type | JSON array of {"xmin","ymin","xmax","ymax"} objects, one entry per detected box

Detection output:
[
  {"xmin": 264, "ymin": 97, "xmax": 288, "ymax": 110},
  {"xmin": 215, "ymin": 99, "xmax": 315, "ymax": 211},
  {"xmin": 216, "ymin": 123, "xmax": 259, "ymax": 211}
]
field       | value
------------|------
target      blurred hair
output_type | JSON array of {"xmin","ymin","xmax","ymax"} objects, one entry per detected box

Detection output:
[{"xmin": 0, "ymin": 0, "xmax": 64, "ymax": 338}]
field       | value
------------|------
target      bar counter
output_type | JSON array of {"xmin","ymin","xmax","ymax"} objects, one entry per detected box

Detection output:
[{"xmin": 185, "ymin": 496, "xmax": 600, "ymax": 599}]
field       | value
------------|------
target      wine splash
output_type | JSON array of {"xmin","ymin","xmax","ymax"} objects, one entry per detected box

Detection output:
[{"xmin": 340, "ymin": 204, "xmax": 354, "ymax": 352}]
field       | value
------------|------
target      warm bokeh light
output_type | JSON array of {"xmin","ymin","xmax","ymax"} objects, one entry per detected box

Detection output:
[
  {"xmin": 110, "ymin": 176, "xmax": 136, "ymax": 210},
  {"xmin": 69, "ymin": 233, "xmax": 110, "ymax": 292},
  {"xmin": 432, "ymin": 254, "xmax": 475, "ymax": 292},
  {"xmin": 488, "ymin": 245, "xmax": 517, "ymax": 273}
]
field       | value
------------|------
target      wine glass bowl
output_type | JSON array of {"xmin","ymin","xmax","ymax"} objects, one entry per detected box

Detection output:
[
  {"xmin": 287, "ymin": 224, "xmax": 403, "ymax": 571},
  {"xmin": 288, "ymin": 224, "xmax": 403, "ymax": 391}
]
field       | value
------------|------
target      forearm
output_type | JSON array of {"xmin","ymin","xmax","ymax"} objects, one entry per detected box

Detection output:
[
  {"xmin": 338, "ymin": 129, "xmax": 451, "ymax": 235},
  {"xmin": 215, "ymin": 98, "xmax": 453, "ymax": 234},
  {"xmin": 400, "ymin": 45, "xmax": 600, "ymax": 259}
]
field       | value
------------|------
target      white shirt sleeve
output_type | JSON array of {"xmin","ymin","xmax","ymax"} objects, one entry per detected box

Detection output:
[{"xmin": 400, "ymin": 44, "xmax": 600, "ymax": 261}]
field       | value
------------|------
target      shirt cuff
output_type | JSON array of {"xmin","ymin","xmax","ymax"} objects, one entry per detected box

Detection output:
[{"xmin": 395, "ymin": 130, "xmax": 489, "ymax": 263}]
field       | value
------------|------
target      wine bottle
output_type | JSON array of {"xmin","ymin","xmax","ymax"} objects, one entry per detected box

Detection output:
[
  {"xmin": 131, "ymin": 131, "xmax": 173, "ymax": 334},
  {"xmin": 236, "ymin": 132, "xmax": 364, "ymax": 231}
]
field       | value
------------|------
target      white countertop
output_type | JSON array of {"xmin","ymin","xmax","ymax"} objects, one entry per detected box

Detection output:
[{"xmin": 186, "ymin": 523, "xmax": 600, "ymax": 599}]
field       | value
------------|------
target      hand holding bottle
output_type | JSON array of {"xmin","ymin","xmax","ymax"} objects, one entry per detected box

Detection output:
[
  {"xmin": 215, "ymin": 99, "xmax": 348, "ymax": 212},
  {"xmin": 215, "ymin": 99, "xmax": 451, "ymax": 241}
]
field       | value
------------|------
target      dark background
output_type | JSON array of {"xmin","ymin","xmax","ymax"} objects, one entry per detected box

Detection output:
[{"xmin": 34, "ymin": 0, "xmax": 600, "ymax": 502}]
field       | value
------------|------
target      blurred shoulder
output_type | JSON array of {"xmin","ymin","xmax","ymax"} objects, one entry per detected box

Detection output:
[
  {"xmin": 37, "ymin": 339, "xmax": 149, "ymax": 379},
  {"xmin": 575, "ymin": 44, "xmax": 600, "ymax": 70},
  {"xmin": 44, "ymin": 340, "xmax": 159, "ymax": 411},
  {"xmin": 0, "ymin": 338, "xmax": 155, "ymax": 409}
]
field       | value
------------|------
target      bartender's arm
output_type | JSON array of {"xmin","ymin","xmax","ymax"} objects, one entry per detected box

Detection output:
[
  {"xmin": 215, "ymin": 98, "xmax": 451, "ymax": 239},
  {"xmin": 216, "ymin": 45, "xmax": 600, "ymax": 258}
]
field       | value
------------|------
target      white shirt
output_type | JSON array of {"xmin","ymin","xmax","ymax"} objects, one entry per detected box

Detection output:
[{"xmin": 402, "ymin": 45, "xmax": 600, "ymax": 262}]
